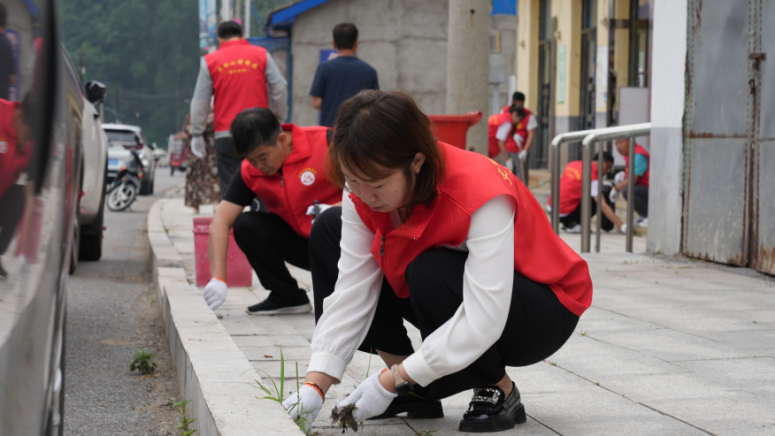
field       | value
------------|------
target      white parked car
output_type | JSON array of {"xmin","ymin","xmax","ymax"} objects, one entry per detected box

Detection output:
[
  {"xmin": 104, "ymin": 123, "xmax": 157, "ymax": 195},
  {"xmin": 75, "ymin": 80, "xmax": 110, "ymax": 267},
  {"xmin": 153, "ymin": 148, "xmax": 169, "ymax": 167}
]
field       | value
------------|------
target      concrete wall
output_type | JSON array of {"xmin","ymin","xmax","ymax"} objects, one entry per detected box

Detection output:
[
  {"xmin": 647, "ymin": 0, "xmax": 687, "ymax": 255},
  {"xmin": 289, "ymin": 0, "xmax": 449, "ymax": 126}
]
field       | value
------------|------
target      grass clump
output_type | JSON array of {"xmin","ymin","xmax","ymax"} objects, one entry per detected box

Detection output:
[
  {"xmin": 130, "ymin": 348, "xmax": 157, "ymax": 375},
  {"xmin": 167, "ymin": 399, "xmax": 196, "ymax": 435}
]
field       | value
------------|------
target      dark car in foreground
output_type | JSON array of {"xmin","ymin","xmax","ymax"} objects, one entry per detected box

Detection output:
[{"xmin": 0, "ymin": 0, "xmax": 84, "ymax": 434}]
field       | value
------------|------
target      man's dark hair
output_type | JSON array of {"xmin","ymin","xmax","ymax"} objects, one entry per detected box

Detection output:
[
  {"xmin": 333, "ymin": 23, "xmax": 358, "ymax": 50},
  {"xmin": 218, "ymin": 21, "xmax": 243, "ymax": 39},
  {"xmin": 230, "ymin": 108, "xmax": 282, "ymax": 157},
  {"xmin": 0, "ymin": 4, "xmax": 7, "ymax": 28},
  {"xmin": 507, "ymin": 105, "xmax": 526, "ymax": 118},
  {"xmin": 512, "ymin": 92, "xmax": 526, "ymax": 103},
  {"xmin": 593, "ymin": 152, "xmax": 615, "ymax": 164}
]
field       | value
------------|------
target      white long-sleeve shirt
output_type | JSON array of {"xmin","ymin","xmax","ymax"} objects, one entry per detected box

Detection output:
[
  {"xmin": 309, "ymin": 191, "xmax": 516, "ymax": 387},
  {"xmin": 189, "ymin": 53, "xmax": 287, "ymax": 139}
]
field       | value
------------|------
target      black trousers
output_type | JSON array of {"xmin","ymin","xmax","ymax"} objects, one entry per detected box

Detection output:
[
  {"xmin": 215, "ymin": 136, "xmax": 243, "ymax": 196},
  {"xmin": 560, "ymin": 185, "xmax": 616, "ymax": 231},
  {"xmin": 0, "ymin": 186, "xmax": 26, "ymax": 255},
  {"xmin": 621, "ymin": 185, "xmax": 649, "ymax": 218},
  {"xmin": 309, "ymin": 207, "xmax": 579, "ymax": 400},
  {"xmin": 233, "ymin": 212, "xmax": 309, "ymax": 305}
]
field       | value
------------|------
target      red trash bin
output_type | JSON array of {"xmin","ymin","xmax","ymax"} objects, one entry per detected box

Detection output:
[
  {"xmin": 193, "ymin": 216, "xmax": 253, "ymax": 287},
  {"xmin": 428, "ymin": 111, "xmax": 483, "ymax": 150}
]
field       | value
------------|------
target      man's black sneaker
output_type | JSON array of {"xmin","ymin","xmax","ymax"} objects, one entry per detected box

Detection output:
[
  {"xmin": 459, "ymin": 382, "xmax": 526, "ymax": 433},
  {"xmin": 370, "ymin": 385, "xmax": 444, "ymax": 420},
  {"xmin": 0, "ymin": 261, "xmax": 7, "ymax": 279},
  {"xmin": 246, "ymin": 295, "xmax": 312, "ymax": 315}
]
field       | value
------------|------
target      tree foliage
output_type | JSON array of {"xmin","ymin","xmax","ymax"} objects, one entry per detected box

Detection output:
[
  {"xmin": 61, "ymin": 0, "xmax": 200, "ymax": 148},
  {"xmin": 61, "ymin": 0, "xmax": 295, "ymax": 148}
]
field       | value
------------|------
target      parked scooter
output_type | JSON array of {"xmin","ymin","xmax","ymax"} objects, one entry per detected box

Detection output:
[{"xmin": 107, "ymin": 150, "xmax": 144, "ymax": 211}]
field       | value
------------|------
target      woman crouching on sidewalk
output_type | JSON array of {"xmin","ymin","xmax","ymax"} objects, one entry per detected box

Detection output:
[{"xmin": 284, "ymin": 90, "xmax": 593, "ymax": 433}]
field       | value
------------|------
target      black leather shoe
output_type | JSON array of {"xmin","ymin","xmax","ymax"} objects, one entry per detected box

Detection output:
[
  {"xmin": 370, "ymin": 386, "xmax": 444, "ymax": 420},
  {"xmin": 459, "ymin": 382, "xmax": 526, "ymax": 433},
  {"xmin": 246, "ymin": 294, "xmax": 311, "ymax": 315}
]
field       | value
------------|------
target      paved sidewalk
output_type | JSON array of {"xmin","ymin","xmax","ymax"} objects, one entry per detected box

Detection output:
[{"xmin": 158, "ymin": 198, "xmax": 775, "ymax": 435}]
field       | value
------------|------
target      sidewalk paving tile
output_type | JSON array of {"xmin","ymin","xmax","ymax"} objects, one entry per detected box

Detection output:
[{"xmin": 156, "ymin": 198, "xmax": 775, "ymax": 435}]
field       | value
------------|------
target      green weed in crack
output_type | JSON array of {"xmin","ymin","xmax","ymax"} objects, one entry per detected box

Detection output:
[
  {"xmin": 130, "ymin": 348, "xmax": 158, "ymax": 375},
  {"xmin": 167, "ymin": 399, "xmax": 197, "ymax": 435},
  {"xmin": 254, "ymin": 349, "xmax": 321, "ymax": 434}
]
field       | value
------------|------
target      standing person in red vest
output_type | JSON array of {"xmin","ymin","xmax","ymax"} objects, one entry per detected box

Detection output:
[
  {"xmin": 283, "ymin": 91, "xmax": 592, "ymax": 433},
  {"xmin": 0, "ymin": 96, "xmax": 33, "ymax": 278},
  {"xmin": 547, "ymin": 152, "xmax": 626, "ymax": 234},
  {"xmin": 201, "ymin": 108, "xmax": 341, "ymax": 315},
  {"xmin": 503, "ymin": 92, "xmax": 537, "ymax": 182},
  {"xmin": 610, "ymin": 139, "xmax": 649, "ymax": 227},
  {"xmin": 189, "ymin": 21, "xmax": 288, "ymax": 197}
]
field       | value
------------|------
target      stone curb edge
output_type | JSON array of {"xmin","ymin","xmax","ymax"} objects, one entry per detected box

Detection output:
[{"xmin": 147, "ymin": 199, "xmax": 305, "ymax": 436}]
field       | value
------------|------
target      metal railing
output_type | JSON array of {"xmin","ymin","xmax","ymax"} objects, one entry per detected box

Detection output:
[
  {"xmin": 551, "ymin": 123, "xmax": 651, "ymax": 253},
  {"xmin": 550, "ymin": 128, "xmax": 600, "ymax": 234}
]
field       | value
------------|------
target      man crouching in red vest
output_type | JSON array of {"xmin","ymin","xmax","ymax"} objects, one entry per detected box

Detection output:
[{"xmin": 202, "ymin": 108, "xmax": 342, "ymax": 314}]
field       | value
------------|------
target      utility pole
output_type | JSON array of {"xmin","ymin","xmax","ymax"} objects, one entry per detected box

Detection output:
[
  {"xmin": 221, "ymin": 0, "xmax": 231, "ymax": 22},
  {"xmin": 446, "ymin": 0, "xmax": 491, "ymax": 156},
  {"xmin": 234, "ymin": 0, "xmax": 242, "ymax": 25},
  {"xmin": 245, "ymin": 0, "xmax": 252, "ymax": 37}
]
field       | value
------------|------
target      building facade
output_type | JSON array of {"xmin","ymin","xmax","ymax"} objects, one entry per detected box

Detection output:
[
  {"xmin": 516, "ymin": 0, "xmax": 652, "ymax": 170},
  {"xmin": 255, "ymin": 0, "xmax": 517, "ymax": 128},
  {"xmin": 649, "ymin": 0, "xmax": 774, "ymax": 278}
]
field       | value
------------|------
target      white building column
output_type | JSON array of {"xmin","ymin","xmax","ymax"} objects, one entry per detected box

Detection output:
[{"xmin": 647, "ymin": 0, "xmax": 688, "ymax": 255}]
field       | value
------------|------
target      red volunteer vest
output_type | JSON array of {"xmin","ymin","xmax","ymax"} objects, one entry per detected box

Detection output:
[
  {"xmin": 352, "ymin": 143, "xmax": 593, "ymax": 317},
  {"xmin": 547, "ymin": 160, "xmax": 599, "ymax": 216},
  {"xmin": 241, "ymin": 124, "xmax": 342, "ymax": 238},
  {"xmin": 0, "ymin": 99, "xmax": 31, "ymax": 196},
  {"xmin": 487, "ymin": 112, "xmax": 522, "ymax": 158},
  {"xmin": 623, "ymin": 144, "xmax": 650, "ymax": 187},
  {"xmin": 502, "ymin": 105, "xmax": 534, "ymax": 140},
  {"xmin": 205, "ymin": 40, "xmax": 269, "ymax": 132}
]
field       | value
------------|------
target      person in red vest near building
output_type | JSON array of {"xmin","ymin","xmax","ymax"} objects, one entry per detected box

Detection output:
[
  {"xmin": 547, "ymin": 152, "xmax": 626, "ymax": 234},
  {"xmin": 283, "ymin": 91, "xmax": 592, "ymax": 433},
  {"xmin": 0, "ymin": 96, "xmax": 33, "ymax": 278},
  {"xmin": 503, "ymin": 92, "xmax": 537, "ymax": 182},
  {"xmin": 610, "ymin": 138, "xmax": 649, "ymax": 227},
  {"xmin": 202, "ymin": 108, "xmax": 342, "ymax": 315},
  {"xmin": 487, "ymin": 105, "xmax": 526, "ymax": 176},
  {"xmin": 189, "ymin": 21, "xmax": 287, "ymax": 197}
]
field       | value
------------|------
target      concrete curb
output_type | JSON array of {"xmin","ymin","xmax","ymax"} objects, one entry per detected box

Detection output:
[{"xmin": 147, "ymin": 200, "xmax": 304, "ymax": 436}]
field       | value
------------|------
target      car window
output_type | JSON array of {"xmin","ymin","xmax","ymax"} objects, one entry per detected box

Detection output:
[{"xmin": 105, "ymin": 130, "xmax": 138, "ymax": 144}]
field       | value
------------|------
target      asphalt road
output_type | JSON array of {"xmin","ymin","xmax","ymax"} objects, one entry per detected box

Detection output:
[{"xmin": 64, "ymin": 169, "xmax": 185, "ymax": 436}]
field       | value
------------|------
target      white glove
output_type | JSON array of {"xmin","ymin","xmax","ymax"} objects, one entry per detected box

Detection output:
[
  {"xmin": 504, "ymin": 158, "xmax": 514, "ymax": 172},
  {"xmin": 614, "ymin": 171, "xmax": 626, "ymax": 184},
  {"xmin": 609, "ymin": 188, "xmax": 620, "ymax": 204},
  {"xmin": 517, "ymin": 150, "xmax": 528, "ymax": 161},
  {"xmin": 191, "ymin": 136, "xmax": 206, "ymax": 158},
  {"xmin": 335, "ymin": 372, "xmax": 397, "ymax": 423},
  {"xmin": 620, "ymin": 223, "xmax": 628, "ymax": 234},
  {"xmin": 203, "ymin": 278, "xmax": 227, "ymax": 310},
  {"xmin": 282, "ymin": 384, "xmax": 324, "ymax": 434}
]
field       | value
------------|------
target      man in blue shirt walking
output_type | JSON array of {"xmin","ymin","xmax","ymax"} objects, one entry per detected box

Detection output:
[{"xmin": 310, "ymin": 23, "xmax": 379, "ymax": 127}]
